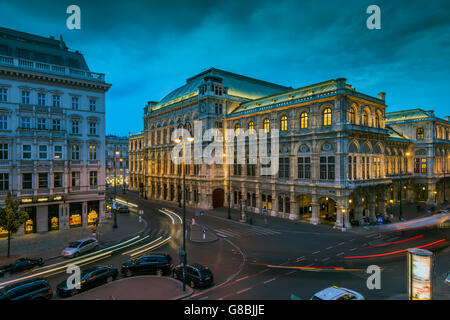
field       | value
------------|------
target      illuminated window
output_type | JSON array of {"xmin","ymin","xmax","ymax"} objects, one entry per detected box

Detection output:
[
  {"xmin": 323, "ymin": 108, "xmax": 332, "ymax": 126},
  {"xmin": 248, "ymin": 121, "xmax": 254, "ymax": 135},
  {"xmin": 264, "ymin": 118, "xmax": 270, "ymax": 133},
  {"xmin": 300, "ymin": 112, "xmax": 308, "ymax": 129},
  {"xmin": 421, "ymin": 158, "xmax": 427, "ymax": 173},
  {"xmin": 235, "ymin": 123, "xmax": 241, "ymax": 136},
  {"xmin": 280, "ymin": 116, "xmax": 288, "ymax": 131},
  {"xmin": 416, "ymin": 128, "xmax": 424, "ymax": 140}
]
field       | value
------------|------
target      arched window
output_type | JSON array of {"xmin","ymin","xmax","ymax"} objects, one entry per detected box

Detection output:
[
  {"xmin": 300, "ymin": 112, "xmax": 308, "ymax": 129},
  {"xmin": 349, "ymin": 108, "xmax": 356, "ymax": 124},
  {"xmin": 248, "ymin": 121, "xmax": 254, "ymax": 135},
  {"xmin": 264, "ymin": 118, "xmax": 270, "ymax": 133},
  {"xmin": 323, "ymin": 108, "xmax": 332, "ymax": 126},
  {"xmin": 375, "ymin": 115, "xmax": 380, "ymax": 128},
  {"xmin": 416, "ymin": 128, "xmax": 424, "ymax": 140},
  {"xmin": 362, "ymin": 111, "xmax": 369, "ymax": 126},
  {"xmin": 280, "ymin": 115, "xmax": 288, "ymax": 131},
  {"xmin": 234, "ymin": 123, "xmax": 240, "ymax": 136}
]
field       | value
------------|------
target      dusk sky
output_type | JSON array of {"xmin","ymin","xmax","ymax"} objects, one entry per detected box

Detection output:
[{"xmin": 1, "ymin": 0, "xmax": 449, "ymax": 136}]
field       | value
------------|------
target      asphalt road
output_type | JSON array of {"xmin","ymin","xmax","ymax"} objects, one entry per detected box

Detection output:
[{"xmin": 1, "ymin": 190, "xmax": 448, "ymax": 300}]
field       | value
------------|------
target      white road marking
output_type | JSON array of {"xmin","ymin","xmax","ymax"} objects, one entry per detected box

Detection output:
[
  {"xmin": 237, "ymin": 287, "xmax": 253, "ymax": 294},
  {"xmin": 312, "ymin": 251, "xmax": 320, "ymax": 255},
  {"xmin": 263, "ymin": 278, "xmax": 276, "ymax": 284},
  {"xmin": 326, "ymin": 246, "xmax": 334, "ymax": 250},
  {"xmin": 336, "ymin": 252, "xmax": 344, "ymax": 256},
  {"xmin": 322, "ymin": 257, "xmax": 331, "ymax": 262}
]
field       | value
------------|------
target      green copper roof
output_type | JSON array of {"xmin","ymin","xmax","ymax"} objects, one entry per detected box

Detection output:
[
  {"xmin": 231, "ymin": 79, "xmax": 348, "ymax": 114},
  {"xmin": 385, "ymin": 109, "xmax": 431, "ymax": 122},
  {"xmin": 152, "ymin": 68, "xmax": 291, "ymax": 111}
]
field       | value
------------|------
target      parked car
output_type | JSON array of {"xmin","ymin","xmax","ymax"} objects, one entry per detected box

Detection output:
[
  {"xmin": 445, "ymin": 272, "xmax": 450, "ymax": 286},
  {"xmin": 0, "ymin": 257, "xmax": 44, "ymax": 277},
  {"xmin": 118, "ymin": 205, "xmax": 130, "ymax": 213},
  {"xmin": 61, "ymin": 238, "xmax": 99, "ymax": 258},
  {"xmin": 121, "ymin": 253, "xmax": 172, "ymax": 277},
  {"xmin": 172, "ymin": 263, "xmax": 214, "ymax": 288},
  {"xmin": 311, "ymin": 286, "xmax": 364, "ymax": 300},
  {"xmin": 0, "ymin": 278, "xmax": 53, "ymax": 300},
  {"xmin": 56, "ymin": 265, "xmax": 118, "ymax": 297}
]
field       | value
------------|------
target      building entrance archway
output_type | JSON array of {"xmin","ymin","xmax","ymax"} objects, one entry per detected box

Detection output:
[{"xmin": 212, "ymin": 188, "xmax": 225, "ymax": 208}]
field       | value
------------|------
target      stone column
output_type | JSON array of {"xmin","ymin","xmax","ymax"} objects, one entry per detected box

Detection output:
[
  {"xmin": 368, "ymin": 194, "xmax": 377, "ymax": 223},
  {"xmin": 289, "ymin": 189, "xmax": 298, "ymax": 220},
  {"xmin": 427, "ymin": 183, "xmax": 437, "ymax": 205},
  {"xmin": 82, "ymin": 201, "xmax": 88, "ymax": 227},
  {"xmin": 310, "ymin": 195, "xmax": 320, "ymax": 225},
  {"xmin": 355, "ymin": 196, "xmax": 364, "ymax": 225},
  {"xmin": 271, "ymin": 189, "xmax": 278, "ymax": 217},
  {"xmin": 255, "ymin": 185, "xmax": 261, "ymax": 214},
  {"xmin": 379, "ymin": 192, "xmax": 387, "ymax": 218},
  {"xmin": 99, "ymin": 199, "xmax": 105, "ymax": 222}
]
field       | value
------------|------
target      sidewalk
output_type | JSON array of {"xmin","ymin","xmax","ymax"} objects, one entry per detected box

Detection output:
[
  {"xmin": 0, "ymin": 211, "xmax": 148, "ymax": 265},
  {"xmin": 68, "ymin": 276, "xmax": 193, "ymax": 300}
]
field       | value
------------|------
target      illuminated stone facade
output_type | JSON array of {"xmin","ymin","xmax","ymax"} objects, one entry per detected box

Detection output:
[
  {"xmin": 0, "ymin": 27, "xmax": 110, "ymax": 235},
  {"xmin": 132, "ymin": 68, "xmax": 450, "ymax": 229}
]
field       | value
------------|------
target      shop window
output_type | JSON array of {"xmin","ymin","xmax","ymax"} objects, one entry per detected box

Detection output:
[{"xmin": 69, "ymin": 203, "xmax": 82, "ymax": 227}]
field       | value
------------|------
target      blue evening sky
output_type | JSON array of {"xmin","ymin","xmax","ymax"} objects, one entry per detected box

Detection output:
[{"xmin": 1, "ymin": 0, "xmax": 449, "ymax": 136}]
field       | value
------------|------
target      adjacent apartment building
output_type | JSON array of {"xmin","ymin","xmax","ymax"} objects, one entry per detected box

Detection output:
[
  {"xmin": 105, "ymin": 135, "xmax": 129, "ymax": 188},
  {"xmin": 0, "ymin": 27, "xmax": 110, "ymax": 235}
]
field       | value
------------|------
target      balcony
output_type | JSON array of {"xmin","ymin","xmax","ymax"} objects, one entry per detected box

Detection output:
[{"xmin": 0, "ymin": 55, "xmax": 106, "ymax": 83}]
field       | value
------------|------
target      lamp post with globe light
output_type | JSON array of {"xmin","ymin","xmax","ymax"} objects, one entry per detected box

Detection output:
[{"xmin": 173, "ymin": 136, "xmax": 194, "ymax": 292}]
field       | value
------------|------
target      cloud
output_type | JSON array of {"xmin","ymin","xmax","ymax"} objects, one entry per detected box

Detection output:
[{"xmin": 1, "ymin": 0, "xmax": 449, "ymax": 134}]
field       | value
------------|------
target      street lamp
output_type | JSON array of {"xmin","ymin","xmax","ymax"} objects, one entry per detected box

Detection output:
[
  {"xmin": 174, "ymin": 135, "xmax": 194, "ymax": 292},
  {"xmin": 113, "ymin": 150, "xmax": 120, "ymax": 229},
  {"xmin": 399, "ymin": 152, "xmax": 411, "ymax": 220},
  {"xmin": 224, "ymin": 153, "xmax": 231, "ymax": 219}
]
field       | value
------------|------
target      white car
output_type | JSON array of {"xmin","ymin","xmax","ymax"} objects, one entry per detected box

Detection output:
[
  {"xmin": 61, "ymin": 238, "xmax": 99, "ymax": 258},
  {"xmin": 311, "ymin": 286, "xmax": 364, "ymax": 300}
]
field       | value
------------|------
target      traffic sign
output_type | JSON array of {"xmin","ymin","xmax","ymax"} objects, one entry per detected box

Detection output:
[
  {"xmin": 200, "ymin": 211, "xmax": 204, "ymax": 216},
  {"xmin": 139, "ymin": 209, "xmax": 143, "ymax": 215},
  {"xmin": 377, "ymin": 216, "xmax": 384, "ymax": 225},
  {"xmin": 202, "ymin": 228, "xmax": 207, "ymax": 233},
  {"xmin": 91, "ymin": 229, "xmax": 96, "ymax": 237}
]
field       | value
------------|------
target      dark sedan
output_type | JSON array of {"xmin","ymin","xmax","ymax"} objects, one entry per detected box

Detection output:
[
  {"xmin": 118, "ymin": 205, "xmax": 130, "ymax": 213},
  {"xmin": 56, "ymin": 266, "xmax": 118, "ymax": 297},
  {"xmin": 0, "ymin": 257, "xmax": 44, "ymax": 277},
  {"xmin": 173, "ymin": 263, "xmax": 214, "ymax": 288},
  {"xmin": 121, "ymin": 253, "xmax": 172, "ymax": 277}
]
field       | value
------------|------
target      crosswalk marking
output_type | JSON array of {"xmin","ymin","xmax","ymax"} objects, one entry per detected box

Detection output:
[{"xmin": 213, "ymin": 226, "xmax": 281, "ymax": 238}]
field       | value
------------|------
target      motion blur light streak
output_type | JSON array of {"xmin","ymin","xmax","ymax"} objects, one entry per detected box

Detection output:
[
  {"xmin": 362, "ymin": 235, "xmax": 425, "ymax": 249},
  {"xmin": 121, "ymin": 236, "xmax": 163, "ymax": 255},
  {"xmin": 344, "ymin": 239, "xmax": 447, "ymax": 259}
]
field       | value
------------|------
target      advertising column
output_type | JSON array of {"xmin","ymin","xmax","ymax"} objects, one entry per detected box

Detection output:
[{"xmin": 407, "ymin": 248, "xmax": 434, "ymax": 300}]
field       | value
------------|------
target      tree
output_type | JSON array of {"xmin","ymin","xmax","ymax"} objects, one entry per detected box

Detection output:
[{"xmin": 0, "ymin": 192, "xmax": 29, "ymax": 258}]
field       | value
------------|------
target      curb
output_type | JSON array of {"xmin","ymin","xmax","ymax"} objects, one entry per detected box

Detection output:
[
  {"xmin": 68, "ymin": 275, "xmax": 193, "ymax": 300},
  {"xmin": 188, "ymin": 224, "xmax": 219, "ymax": 243}
]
